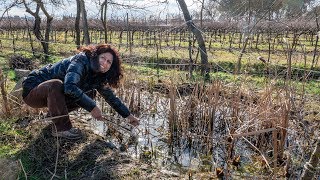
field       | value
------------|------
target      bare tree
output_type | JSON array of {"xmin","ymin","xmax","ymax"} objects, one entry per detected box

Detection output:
[
  {"xmin": 194, "ymin": 0, "xmax": 205, "ymax": 28},
  {"xmin": 177, "ymin": 0, "xmax": 209, "ymax": 78},
  {"xmin": 0, "ymin": 0, "xmax": 22, "ymax": 23},
  {"xmin": 22, "ymin": 0, "xmax": 53, "ymax": 62}
]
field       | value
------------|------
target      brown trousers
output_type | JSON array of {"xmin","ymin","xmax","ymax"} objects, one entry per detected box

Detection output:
[{"xmin": 23, "ymin": 79, "xmax": 95, "ymax": 131}]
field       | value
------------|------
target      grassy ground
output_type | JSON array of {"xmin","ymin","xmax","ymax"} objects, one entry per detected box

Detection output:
[
  {"xmin": 0, "ymin": 30, "xmax": 319, "ymax": 179},
  {"xmin": 0, "ymin": 114, "xmax": 222, "ymax": 179}
]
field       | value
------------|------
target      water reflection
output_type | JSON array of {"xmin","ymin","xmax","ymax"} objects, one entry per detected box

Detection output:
[{"xmin": 77, "ymin": 90, "xmax": 220, "ymax": 171}]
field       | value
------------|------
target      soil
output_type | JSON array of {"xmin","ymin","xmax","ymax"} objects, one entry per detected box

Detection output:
[{"xmin": 1, "ymin": 119, "xmax": 216, "ymax": 179}]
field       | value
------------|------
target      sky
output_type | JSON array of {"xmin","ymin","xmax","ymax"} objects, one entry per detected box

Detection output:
[{"xmin": 3, "ymin": 0, "xmax": 201, "ymax": 19}]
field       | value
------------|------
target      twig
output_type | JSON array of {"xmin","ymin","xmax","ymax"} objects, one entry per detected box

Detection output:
[
  {"xmin": 231, "ymin": 128, "xmax": 277, "ymax": 138},
  {"xmin": 18, "ymin": 159, "xmax": 27, "ymax": 180},
  {"xmin": 301, "ymin": 138, "xmax": 320, "ymax": 180},
  {"xmin": 242, "ymin": 137, "xmax": 273, "ymax": 172},
  {"xmin": 64, "ymin": 169, "xmax": 67, "ymax": 179},
  {"xmin": 40, "ymin": 115, "xmax": 69, "ymax": 122},
  {"xmin": 50, "ymin": 124, "xmax": 60, "ymax": 180},
  {"xmin": 101, "ymin": 115, "xmax": 137, "ymax": 134},
  {"xmin": 28, "ymin": 115, "xmax": 70, "ymax": 126},
  {"xmin": 47, "ymin": 168, "xmax": 61, "ymax": 179}
]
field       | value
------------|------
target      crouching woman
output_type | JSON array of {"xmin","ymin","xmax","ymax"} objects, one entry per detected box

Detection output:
[{"xmin": 22, "ymin": 44, "xmax": 139, "ymax": 140}]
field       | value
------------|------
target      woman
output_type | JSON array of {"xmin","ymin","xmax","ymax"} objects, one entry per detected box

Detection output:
[{"xmin": 22, "ymin": 44, "xmax": 139, "ymax": 140}]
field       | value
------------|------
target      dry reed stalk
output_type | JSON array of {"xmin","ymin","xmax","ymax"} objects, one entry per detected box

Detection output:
[
  {"xmin": 168, "ymin": 83, "xmax": 176, "ymax": 145},
  {"xmin": 187, "ymin": 83, "xmax": 198, "ymax": 130},
  {"xmin": 129, "ymin": 87, "xmax": 135, "ymax": 111},
  {"xmin": 301, "ymin": 137, "xmax": 320, "ymax": 180},
  {"xmin": 97, "ymin": 95, "xmax": 104, "ymax": 113},
  {"xmin": 0, "ymin": 68, "xmax": 10, "ymax": 116},
  {"xmin": 272, "ymin": 127, "xmax": 279, "ymax": 168},
  {"xmin": 50, "ymin": 124, "xmax": 60, "ymax": 180},
  {"xmin": 118, "ymin": 84, "xmax": 124, "ymax": 101},
  {"xmin": 18, "ymin": 159, "xmax": 27, "ymax": 179},
  {"xmin": 205, "ymin": 82, "xmax": 220, "ymax": 153},
  {"xmin": 231, "ymin": 128, "xmax": 277, "ymax": 138},
  {"xmin": 137, "ymin": 87, "xmax": 141, "ymax": 113},
  {"xmin": 174, "ymin": 85, "xmax": 185, "ymax": 143},
  {"xmin": 243, "ymin": 137, "xmax": 273, "ymax": 172}
]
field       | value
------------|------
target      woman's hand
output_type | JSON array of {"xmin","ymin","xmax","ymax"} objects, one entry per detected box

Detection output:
[
  {"xmin": 127, "ymin": 115, "xmax": 140, "ymax": 126},
  {"xmin": 90, "ymin": 106, "xmax": 103, "ymax": 120}
]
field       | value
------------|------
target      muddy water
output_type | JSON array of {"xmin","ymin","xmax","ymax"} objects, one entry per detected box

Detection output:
[
  {"xmin": 77, "ymin": 90, "xmax": 254, "ymax": 172},
  {"xmin": 72, "ymin": 88, "xmax": 320, "ymax": 178}
]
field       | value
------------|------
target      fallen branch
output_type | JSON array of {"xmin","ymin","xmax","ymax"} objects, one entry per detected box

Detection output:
[
  {"xmin": 231, "ymin": 128, "xmax": 277, "ymax": 138},
  {"xmin": 18, "ymin": 159, "xmax": 27, "ymax": 179},
  {"xmin": 242, "ymin": 137, "xmax": 273, "ymax": 172},
  {"xmin": 50, "ymin": 124, "xmax": 60, "ymax": 180},
  {"xmin": 301, "ymin": 138, "xmax": 320, "ymax": 180}
]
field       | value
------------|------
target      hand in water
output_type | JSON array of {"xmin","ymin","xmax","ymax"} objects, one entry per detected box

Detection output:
[
  {"xmin": 90, "ymin": 106, "xmax": 103, "ymax": 120},
  {"xmin": 126, "ymin": 114, "xmax": 139, "ymax": 126}
]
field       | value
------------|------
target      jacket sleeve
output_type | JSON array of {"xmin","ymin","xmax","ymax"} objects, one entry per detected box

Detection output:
[
  {"xmin": 64, "ymin": 55, "xmax": 96, "ymax": 112},
  {"xmin": 97, "ymin": 85, "xmax": 130, "ymax": 118}
]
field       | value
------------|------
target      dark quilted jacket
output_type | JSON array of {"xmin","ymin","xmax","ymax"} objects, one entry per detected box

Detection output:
[{"xmin": 22, "ymin": 52, "xmax": 130, "ymax": 118}]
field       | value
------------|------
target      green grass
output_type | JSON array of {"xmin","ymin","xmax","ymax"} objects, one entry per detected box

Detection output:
[
  {"xmin": 0, "ymin": 119, "xmax": 29, "ymax": 158},
  {"xmin": 125, "ymin": 63, "xmax": 320, "ymax": 95},
  {"xmin": 0, "ymin": 30, "xmax": 319, "ymax": 95}
]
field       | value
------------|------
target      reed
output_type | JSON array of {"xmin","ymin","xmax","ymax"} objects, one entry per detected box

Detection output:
[
  {"xmin": 0, "ymin": 68, "xmax": 9, "ymax": 115},
  {"xmin": 92, "ymin": 68, "xmax": 302, "ymax": 177}
]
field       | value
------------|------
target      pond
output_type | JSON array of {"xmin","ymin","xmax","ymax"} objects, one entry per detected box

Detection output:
[
  {"xmin": 67, "ymin": 85, "xmax": 318, "ymax": 178},
  {"xmin": 75, "ymin": 89, "xmax": 257, "ymax": 174}
]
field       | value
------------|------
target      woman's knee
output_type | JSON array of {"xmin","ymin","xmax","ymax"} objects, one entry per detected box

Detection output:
[{"xmin": 47, "ymin": 79, "xmax": 64, "ymax": 93}]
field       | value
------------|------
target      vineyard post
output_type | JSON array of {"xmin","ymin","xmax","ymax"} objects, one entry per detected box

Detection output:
[
  {"xmin": 156, "ymin": 43, "xmax": 160, "ymax": 81},
  {"xmin": 188, "ymin": 28, "xmax": 193, "ymax": 78},
  {"xmin": 159, "ymin": 30, "xmax": 162, "ymax": 51},
  {"xmin": 126, "ymin": 13, "xmax": 129, "ymax": 50},
  {"xmin": 311, "ymin": 12, "xmax": 320, "ymax": 70}
]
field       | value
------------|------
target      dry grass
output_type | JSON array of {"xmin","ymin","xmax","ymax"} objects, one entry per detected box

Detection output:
[
  {"xmin": 117, "ymin": 70, "xmax": 319, "ymax": 179},
  {"xmin": 0, "ymin": 61, "xmax": 319, "ymax": 179}
]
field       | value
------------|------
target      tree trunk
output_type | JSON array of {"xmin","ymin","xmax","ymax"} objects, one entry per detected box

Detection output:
[
  {"xmin": 81, "ymin": 0, "xmax": 90, "ymax": 45},
  {"xmin": 177, "ymin": 0, "xmax": 209, "ymax": 78},
  {"xmin": 200, "ymin": 0, "xmax": 205, "ymax": 28},
  {"xmin": 38, "ymin": 0, "xmax": 53, "ymax": 61},
  {"xmin": 236, "ymin": 35, "xmax": 249, "ymax": 74},
  {"xmin": 100, "ymin": 0, "xmax": 108, "ymax": 43},
  {"xmin": 75, "ymin": 0, "xmax": 81, "ymax": 49},
  {"xmin": 23, "ymin": 0, "xmax": 53, "ymax": 62}
]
